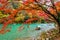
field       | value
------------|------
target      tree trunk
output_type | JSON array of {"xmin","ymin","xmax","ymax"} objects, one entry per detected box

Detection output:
[{"xmin": 57, "ymin": 22, "xmax": 60, "ymax": 33}]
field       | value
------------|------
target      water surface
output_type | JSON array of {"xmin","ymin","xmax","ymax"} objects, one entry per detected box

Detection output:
[{"xmin": 0, "ymin": 23, "xmax": 55, "ymax": 40}]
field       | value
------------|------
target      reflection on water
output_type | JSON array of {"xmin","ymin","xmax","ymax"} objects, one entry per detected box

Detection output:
[{"xmin": 0, "ymin": 23, "xmax": 55, "ymax": 40}]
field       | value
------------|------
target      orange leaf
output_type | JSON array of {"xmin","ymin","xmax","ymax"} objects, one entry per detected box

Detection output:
[{"xmin": 29, "ymin": 0, "xmax": 35, "ymax": 2}]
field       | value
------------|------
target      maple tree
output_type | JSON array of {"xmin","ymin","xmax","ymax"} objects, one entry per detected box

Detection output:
[
  {"xmin": 21, "ymin": 0, "xmax": 60, "ymax": 32},
  {"xmin": 34, "ymin": 0, "xmax": 60, "ymax": 32},
  {"xmin": 0, "ymin": 0, "xmax": 60, "ymax": 34}
]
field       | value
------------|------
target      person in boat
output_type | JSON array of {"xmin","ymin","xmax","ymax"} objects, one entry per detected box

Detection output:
[{"xmin": 35, "ymin": 26, "xmax": 41, "ymax": 30}]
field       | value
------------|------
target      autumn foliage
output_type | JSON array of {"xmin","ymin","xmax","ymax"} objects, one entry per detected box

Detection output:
[{"xmin": 0, "ymin": 0, "xmax": 60, "ymax": 34}]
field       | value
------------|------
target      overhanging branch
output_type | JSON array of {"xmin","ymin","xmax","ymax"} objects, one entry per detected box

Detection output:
[{"xmin": 35, "ymin": 0, "xmax": 58, "ymax": 22}]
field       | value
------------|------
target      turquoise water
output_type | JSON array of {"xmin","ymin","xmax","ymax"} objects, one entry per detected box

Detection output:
[{"xmin": 0, "ymin": 23, "xmax": 55, "ymax": 40}]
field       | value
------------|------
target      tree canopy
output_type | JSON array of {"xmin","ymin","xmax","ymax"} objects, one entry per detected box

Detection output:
[{"xmin": 0, "ymin": 0, "xmax": 60, "ymax": 34}]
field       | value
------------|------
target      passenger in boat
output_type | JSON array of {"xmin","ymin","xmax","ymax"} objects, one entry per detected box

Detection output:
[{"xmin": 35, "ymin": 26, "xmax": 41, "ymax": 30}]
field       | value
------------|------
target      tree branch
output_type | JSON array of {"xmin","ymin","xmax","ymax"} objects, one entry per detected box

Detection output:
[
  {"xmin": 50, "ymin": 0, "xmax": 60, "ymax": 17},
  {"xmin": 34, "ymin": 0, "xmax": 58, "ymax": 22}
]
